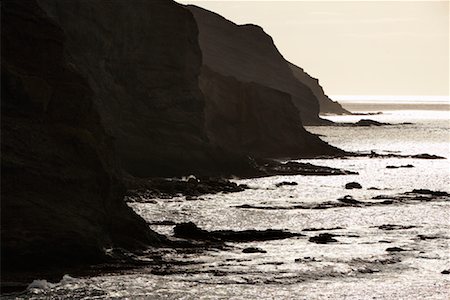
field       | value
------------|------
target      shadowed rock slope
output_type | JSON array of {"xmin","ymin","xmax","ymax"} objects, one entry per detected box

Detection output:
[
  {"xmin": 1, "ymin": 0, "xmax": 163, "ymax": 272},
  {"xmin": 36, "ymin": 0, "xmax": 230, "ymax": 177},
  {"xmin": 200, "ymin": 66, "xmax": 342, "ymax": 158},
  {"xmin": 288, "ymin": 62, "xmax": 350, "ymax": 115},
  {"xmin": 187, "ymin": 5, "xmax": 344, "ymax": 124}
]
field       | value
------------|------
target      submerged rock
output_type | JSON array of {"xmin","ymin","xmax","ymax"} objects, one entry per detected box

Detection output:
[
  {"xmin": 258, "ymin": 161, "xmax": 357, "ymax": 177},
  {"xmin": 386, "ymin": 247, "xmax": 407, "ymax": 252},
  {"xmin": 345, "ymin": 182, "xmax": 362, "ymax": 189},
  {"xmin": 125, "ymin": 177, "xmax": 248, "ymax": 199},
  {"xmin": 386, "ymin": 164, "xmax": 414, "ymax": 169},
  {"xmin": 337, "ymin": 195, "xmax": 362, "ymax": 205},
  {"xmin": 354, "ymin": 119, "xmax": 390, "ymax": 126},
  {"xmin": 309, "ymin": 233, "xmax": 338, "ymax": 244},
  {"xmin": 441, "ymin": 270, "xmax": 450, "ymax": 274},
  {"xmin": 295, "ymin": 257, "xmax": 319, "ymax": 262},
  {"xmin": 173, "ymin": 222, "xmax": 303, "ymax": 242},
  {"xmin": 410, "ymin": 189, "xmax": 449, "ymax": 197},
  {"xmin": 302, "ymin": 227, "xmax": 344, "ymax": 232},
  {"xmin": 411, "ymin": 154, "xmax": 445, "ymax": 159},
  {"xmin": 242, "ymin": 247, "xmax": 267, "ymax": 254},
  {"xmin": 275, "ymin": 181, "xmax": 298, "ymax": 187},
  {"xmin": 376, "ymin": 224, "xmax": 417, "ymax": 231}
]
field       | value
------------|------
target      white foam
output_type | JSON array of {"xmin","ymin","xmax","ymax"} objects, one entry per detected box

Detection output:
[{"xmin": 27, "ymin": 274, "xmax": 77, "ymax": 290}]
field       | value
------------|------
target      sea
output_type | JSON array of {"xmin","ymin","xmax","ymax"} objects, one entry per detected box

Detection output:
[{"xmin": 10, "ymin": 102, "xmax": 450, "ymax": 299}]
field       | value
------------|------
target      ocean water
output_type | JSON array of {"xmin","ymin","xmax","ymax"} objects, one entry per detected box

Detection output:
[{"xmin": 11, "ymin": 103, "xmax": 450, "ymax": 299}]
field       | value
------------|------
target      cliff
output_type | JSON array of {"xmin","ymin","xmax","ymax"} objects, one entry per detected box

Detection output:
[
  {"xmin": 1, "ymin": 0, "xmax": 162, "ymax": 272},
  {"xmin": 200, "ymin": 66, "xmax": 341, "ymax": 158},
  {"xmin": 187, "ymin": 5, "xmax": 325, "ymax": 125},
  {"xmin": 288, "ymin": 62, "xmax": 350, "ymax": 115},
  {"xmin": 1, "ymin": 0, "xmax": 345, "ymax": 278},
  {"xmin": 36, "ymin": 0, "xmax": 221, "ymax": 177}
]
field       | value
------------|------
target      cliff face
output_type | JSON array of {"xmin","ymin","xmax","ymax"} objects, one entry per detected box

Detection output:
[
  {"xmin": 1, "ymin": 0, "xmax": 161, "ymax": 271},
  {"xmin": 201, "ymin": 67, "xmax": 340, "ymax": 158},
  {"xmin": 187, "ymin": 5, "xmax": 324, "ymax": 125},
  {"xmin": 36, "ymin": 0, "xmax": 216, "ymax": 177},
  {"xmin": 288, "ymin": 62, "xmax": 350, "ymax": 115}
]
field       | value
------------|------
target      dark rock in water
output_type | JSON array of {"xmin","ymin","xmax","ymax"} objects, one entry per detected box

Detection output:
[
  {"xmin": 125, "ymin": 177, "xmax": 248, "ymax": 199},
  {"xmin": 1, "ymin": 0, "xmax": 163, "ymax": 273},
  {"xmin": 275, "ymin": 181, "xmax": 298, "ymax": 187},
  {"xmin": 441, "ymin": 270, "xmax": 450, "ymax": 274},
  {"xmin": 386, "ymin": 247, "xmax": 406, "ymax": 252},
  {"xmin": 358, "ymin": 268, "xmax": 380, "ymax": 274},
  {"xmin": 309, "ymin": 233, "xmax": 338, "ymax": 244},
  {"xmin": 173, "ymin": 222, "xmax": 303, "ymax": 242},
  {"xmin": 243, "ymin": 247, "xmax": 267, "ymax": 254},
  {"xmin": 371, "ymin": 189, "xmax": 449, "ymax": 206},
  {"xmin": 416, "ymin": 235, "xmax": 440, "ymax": 240},
  {"xmin": 212, "ymin": 229, "xmax": 304, "ymax": 242},
  {"xmin": 368, "ymin": 187, "xmax": 381, "ymax": 190},
  {"xmin": 237, "ymin": 188, "xmax": 449, "ymax": 211},
  {"xmin": 352, "ymin": 112, "xmax": 383, "ymax": 116},
  {"xmin": 173, "ymin": 222, "xmax": 211, "ymax": 240},
  {"xmin": 411, "ymin": 153, "xmax": 445, "ymax": 159},
  {"xmin": 302, "ymin": 227, "xmax": 343, "ymax": 232},
  {"xmin": 345, "ymin": 182, "xmax": 362, "ymax": 189},
  {"xmin": 337, "ymin": 195, "xmax": 362, "ymax": 205},
  {"xmin": 148, "ymin": 220, "xmax": 177, "ymax": 226},
  {"xmin": 258, "ymin": 160, "xmax": 357, "ymax": 177},
  {"xmin": 295, "ymin": 257, "xmax": 318, "ymax": 262},
  {"xmin": 377, "ymin": 224, "xmax": 417, "ymax": 231},
  {"xmin": 354, "ymin": 119, "xmax": 390, "ymax": 126},
  {"xmin": 411, "ymin": 189, "xmax": 449, "ymax": 197},
  {"xmin": 386, "ymin": 164, "xmax": 414, "ymax": 169}
]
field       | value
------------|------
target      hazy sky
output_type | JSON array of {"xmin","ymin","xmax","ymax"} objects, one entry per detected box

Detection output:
[{"xmin": 178, "ymin": 0, "xmax": 449, "ymax": 100}]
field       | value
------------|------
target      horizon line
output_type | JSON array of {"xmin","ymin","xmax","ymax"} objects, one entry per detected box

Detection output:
[{"xmin": 330, "ymin": 95, "xmax": 450, "ymax": 103}]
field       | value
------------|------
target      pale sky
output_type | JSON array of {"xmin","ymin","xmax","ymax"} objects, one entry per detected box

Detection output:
[{"xmin": 177, "ymin": 0, "xmax": 449, "ymax": 100}]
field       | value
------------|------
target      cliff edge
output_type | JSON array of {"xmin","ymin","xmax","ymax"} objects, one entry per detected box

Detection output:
[
  {"xmin": 1, "ymin": 0, "xmax": 162, "ymax": 273},
  {"xmin": 187, "ymin": 5, "xmax": 324, "ymax": 125},
  {"xmin": 36, "ymin": 0, "xmax": 220, "ymax": 177},
  {"xmin": 201, "ymin": 66, "xmax": 341, "ymax": 158},
  {"xmin": 288, "ymin": 62, "xmax": 350, "ymax": 115}
]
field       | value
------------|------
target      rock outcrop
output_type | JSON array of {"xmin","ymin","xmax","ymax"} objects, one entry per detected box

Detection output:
[
  {"xmin": 288, "ymin": 62, "xmax": 350, "ymax": 115},
  {"xmin": 35, "ymin": 0, "xmax": 223, "ymax": 177},
  {"xmin": 1, "ymin": 0, "xmax": 347, "ymax": 278},
  {"xmin": 187, "ymin": 5, "xmax": 325, "ymax": 125},
  {"xmin": 1, "ymin": 0, "xmax": 162, "ymax": 272},
  {"xmin": 200, "ymin": 66, "xmax": 341, "ymax": 158}
]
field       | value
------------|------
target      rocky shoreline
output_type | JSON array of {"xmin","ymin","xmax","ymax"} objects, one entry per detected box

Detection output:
[{"xmin": 2, "ymin": 0, "xmax": 448, "ymax": 297}]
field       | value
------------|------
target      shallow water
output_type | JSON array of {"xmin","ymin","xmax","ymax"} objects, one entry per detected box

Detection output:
[{"xmin": 12, "ymin": 105, "xmax": 450, "ymax": 299}]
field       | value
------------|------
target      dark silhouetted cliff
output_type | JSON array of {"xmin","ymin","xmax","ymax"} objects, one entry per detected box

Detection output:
[
  {"xmin": 1, "ymin": 0, "xmax": 163, "ymax": 272},
  {"xmin": 200, "ymin": 67, "xmax": 341, "ymax": 158},
  {"xmin": 188, "ymin": 5, "xmax": 333, "ymax": 124},
  {"xmin": 36, "ymin": 0, "xmax": 223, "ymax": 177},
  {"xmin": 288, "ymin": 62, "xmax": 350, "ymax": 115},
  {"xmin": 1, "ymin": 0, "xmax": 345, "ymax": 279}
]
